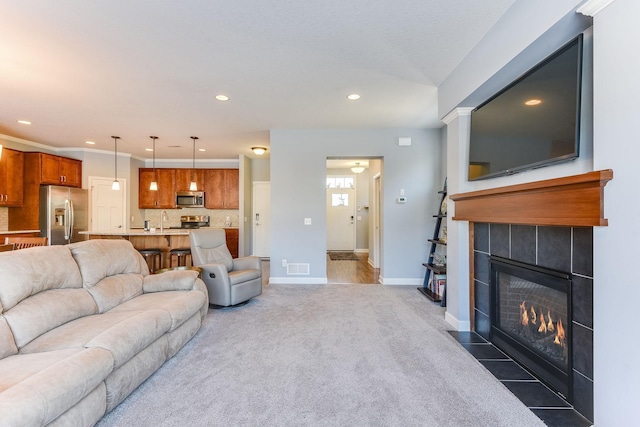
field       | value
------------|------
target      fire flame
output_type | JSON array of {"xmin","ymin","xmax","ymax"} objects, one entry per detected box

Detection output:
[
  {"xmin": 554, "ymin": 318, "xmax": 566, "ymax": 347},
  {"xmin": 520, "ymin": 301, "xmax": 529, "ymax": 326},
  {"xmin": 538, "ymin": 311, "xmax": 547, "ymax": 333},
  {"xmin": 530, "ymin": 306, "xmax": 537, "ymax": 324},
  {"xmin": 547, "ymin": 310, "xmax": 554, "ymax": 332}
]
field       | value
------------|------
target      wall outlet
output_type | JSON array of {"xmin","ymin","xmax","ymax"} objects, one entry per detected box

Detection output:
[
  {"xmin": 304, "ymin": 218, "xmax": 312, "ymax": 225},
  {"xmin": 282, "ymin": 259, "xmax": 287, "ymax": 267}
]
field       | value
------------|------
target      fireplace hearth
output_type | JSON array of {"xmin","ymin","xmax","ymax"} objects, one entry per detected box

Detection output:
[{"xmin": 490, "ymin": 257, "xmax": 572, "ymax": 399}]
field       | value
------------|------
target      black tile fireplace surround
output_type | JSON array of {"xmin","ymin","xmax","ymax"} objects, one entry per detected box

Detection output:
[{"xmin": 473, "ymin": 223, "xmax": 594, "ymax": 422}]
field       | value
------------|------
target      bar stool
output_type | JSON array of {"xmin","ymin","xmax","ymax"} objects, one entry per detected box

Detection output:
[
  {"xmin": 139, "ymin": 248, "xmax": 162, "ymax": 273},
  {"xmin": 170, "ymin": 248, "xmax": 192, "ymax": 268}
]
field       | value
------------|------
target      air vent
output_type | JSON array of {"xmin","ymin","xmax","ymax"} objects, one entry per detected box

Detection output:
[{"xmin": 287, "ymin": 263, "xmax": 310, "ymax": 275}]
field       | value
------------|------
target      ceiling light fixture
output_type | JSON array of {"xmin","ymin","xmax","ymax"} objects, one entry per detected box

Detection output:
[
  {"xmin": 347, "ymin": 94, "xmax": 360, "ymax": 100},
  {"xmin": 149, "ymin": 136, "xmax": 158, "ymax": 191},
  {"xmin": 17, "ymin": 120, "xmax": 32, "ymax": 125},
  {"xmin": 190, "ymin": 136, "xmax": 199, "ymax": 191},
  {"xmin": 85, "ymin": 140, "xmax": 96, "ymax": 145},
  {"xmin": 111, "ymin": 136, "xmax": 121, "ymax": 190},
  {"xmin": 525, "ymin": 99, "xmax": 542, "ymax": 106},
  {"xmin": 351, "ymin": 162, "xmax": 365, "ymax": 174},
  {"xmin": 252, "ymin": 147, "xmax": 267, "ymax": 155},
  {"xmin": 216, "ymin": 95, "xmax": 229, "ymax": 101},
  {"xmin": 198, "ymin": 148, "xmax": 206, "ymax": 152}
]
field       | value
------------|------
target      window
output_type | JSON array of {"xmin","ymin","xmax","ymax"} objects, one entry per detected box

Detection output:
[
  {"xmin": 326, "ymin": 176, "xmax": 354, "ymax": 189},
  {"xmin": 331, "ymin": 194, "xmax": 349, "ymax": 206}
]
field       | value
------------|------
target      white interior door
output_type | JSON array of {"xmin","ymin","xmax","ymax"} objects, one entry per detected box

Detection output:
[
  {"xmin": 89, "ymin": 177, "xmax": 126, "ymax": 232},
  {"xmin": 372, "ymin": 173, "xmax": 381, "ymax": 268},
  {"xmin": 327, "ymin": 186, "xmax": 356, "ymax": 251},
  {"xmin": 252, "ymin": 181, "xmax": 271, "ymax": 257}
]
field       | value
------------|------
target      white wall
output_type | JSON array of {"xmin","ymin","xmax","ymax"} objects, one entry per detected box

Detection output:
[
  {"xmin": 589, "ymin": 0, "xmax": 640, "ymax": 424},
  {"xmin": 269, "ymin": 128, "xmax": 442, "ymax": 284}
]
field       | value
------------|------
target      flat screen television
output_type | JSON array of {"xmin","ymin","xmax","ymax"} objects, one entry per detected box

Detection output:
[{"xmin": 468, "ymin": 34, "xmax": 583, "ymax": 181}]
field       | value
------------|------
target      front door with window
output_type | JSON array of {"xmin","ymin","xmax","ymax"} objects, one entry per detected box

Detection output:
[{"xmin": 326, "ymin": 176, "xmax": 356, "ymax": 251}]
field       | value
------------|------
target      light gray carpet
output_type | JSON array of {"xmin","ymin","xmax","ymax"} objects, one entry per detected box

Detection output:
[{"xmin": 96, "ymin": 284, "xmax": 544, "ymax": 427}]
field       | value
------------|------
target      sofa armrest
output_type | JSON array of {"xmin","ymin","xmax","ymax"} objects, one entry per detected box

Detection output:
[
  {"xmin": 142, "ymin": 270, "xmax": 200, "ymax": 293},
  {"xmin": 232, "ymin": 256, "xmax": 261, "ymax": 271}
]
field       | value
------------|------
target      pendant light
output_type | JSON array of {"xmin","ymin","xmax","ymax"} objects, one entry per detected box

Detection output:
[
  {"xmin": 149, "ymin": 136, "xmax": 158, "ymax": 191},
  {"xmin": 351, "ymin": 162, "xmax": 365, "ymax": 174},
  {"xmin": 0, "ymin": 144, "xmax": 3, "ymax": 160},
  {"xmin": 189, "ymin": 136, "xmax": 199, "ymax": 191},
  {"xmin": 111, "ymin": 136, "xmax": 121, "ymax": 190}
]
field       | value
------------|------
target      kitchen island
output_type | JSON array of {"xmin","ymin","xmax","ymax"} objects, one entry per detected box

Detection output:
[{"xmin": 81, "ymin": 227, "xmax": 239, "ymax": 267}]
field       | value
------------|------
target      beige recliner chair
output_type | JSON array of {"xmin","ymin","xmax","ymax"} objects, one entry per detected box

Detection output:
[{"xmin": 190, "ymin": 229, "xmax": 262, "ymax": 308}]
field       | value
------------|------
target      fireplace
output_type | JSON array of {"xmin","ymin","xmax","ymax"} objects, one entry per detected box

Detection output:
[{"xmin": 490, "ymin": 256, "xmax": 572, "ymax": 399}]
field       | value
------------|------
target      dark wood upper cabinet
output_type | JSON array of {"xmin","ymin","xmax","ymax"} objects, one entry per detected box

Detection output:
[
  {"xmin": 203, "ymin": 169, "xmax": 238, "ymax": 209},
  {"xmin": 0, "ymin": 147, "xmax": 24, "ymax": 206},
  {"xmin": 139, "ymin": 168, "xmax": 176, "ymax": 209},
  {"xmin": 175, "ymin": 169, "xmax": 205, "ymax": 192},
  {"xmin": 38, "ymin": 153, "xmax": 82, "ymax": 187}
]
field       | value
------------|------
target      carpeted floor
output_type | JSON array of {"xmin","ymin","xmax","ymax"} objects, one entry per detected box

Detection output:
[
  {"xmin": 96, "ymin": 284, "xmax": 544, "ymax": 427},
  {"xmin": 327, "ymin": 251, "xmax": 360, "ymax": 261}
]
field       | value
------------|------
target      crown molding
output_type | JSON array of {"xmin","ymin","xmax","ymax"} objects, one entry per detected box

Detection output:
[
  {"xmin": 442, "ymin": 107, "xmax": 474, "ymax": 125},
  {"xmin": 577, "ymin": 0, "xmax": 616, "ymax": 16}
]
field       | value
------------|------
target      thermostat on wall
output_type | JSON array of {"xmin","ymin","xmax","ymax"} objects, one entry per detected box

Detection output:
[{"xmin": 397, "ymin": 196, "xmax": 407, "ymax": 203}]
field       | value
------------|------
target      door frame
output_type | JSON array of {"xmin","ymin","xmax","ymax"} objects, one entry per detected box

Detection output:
[{"xmin": 371, "ymin": 172, "xmax": 381, "ymax": 268}]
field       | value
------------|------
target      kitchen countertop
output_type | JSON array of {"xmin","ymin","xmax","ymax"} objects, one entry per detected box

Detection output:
[{"xmin": 80, "ymin": 226, "xmax": 237, "ymax": 236}]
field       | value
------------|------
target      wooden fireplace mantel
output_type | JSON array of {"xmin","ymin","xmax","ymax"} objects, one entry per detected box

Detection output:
[{"xmin": 449, "ymin": 169, "xmax": 613, "ymax": 227}]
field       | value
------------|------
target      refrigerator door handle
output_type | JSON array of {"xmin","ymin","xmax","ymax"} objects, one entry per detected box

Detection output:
[
  {"xmin": 64, "ymin": 199, "xmax": 70, "ymax": 240},
  {"xmin": 69, "ymin": 200, "xmax": 75, "ymax": 241}
]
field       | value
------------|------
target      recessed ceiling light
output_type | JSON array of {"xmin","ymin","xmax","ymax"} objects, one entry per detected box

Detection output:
[
  {"xmin": 85, "ymin": 141, "xmax": 96, "ymax": 145},
  {"xmin": 17, "ymin": 120, "xmax": 32, "ymax": 125},
  {"xmin": 216, "ymin": 95, "xmax": 229, "ymax": 101},
  {"xmin": 525, "ymin": 99, "xmax": 542, "ymax": 106},
  {"xmin": 198, "ymin": 148, "xmax": 206, "ymax": 152},
  {"xmin": 145, "ymin": 148, "xmax": 153, "ymax": 152},
  {"xmin": 347, "ymin": 94, "xmax": 360, "ymax": 100}
]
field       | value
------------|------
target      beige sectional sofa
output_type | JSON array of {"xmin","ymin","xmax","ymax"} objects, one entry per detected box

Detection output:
[{"xmin": 0, "ymin": 239, "xmax": 209, "ymax": 427}]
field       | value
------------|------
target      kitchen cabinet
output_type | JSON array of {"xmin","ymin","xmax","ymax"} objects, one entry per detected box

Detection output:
[
  {"xmin": 204, "ymin": 169, "xmax": 239, "ymax": 209},
  {"xmin": 138, "ymin": 168, "xmax": 176, "ymax": 209},
  {"xmin": 39, "ymin": 153, "xmax": 82, "ymax": 187},
  {"xmin": 175, "ymin": 169, "xmax": 205, "ymax": 192},
  {"xmin": 225, "ymin": 228, "xmax": 239, "ymax": 258},
  {"xmin": 0, "ymin": 147, "xmax": 24, "ymax": 206}
]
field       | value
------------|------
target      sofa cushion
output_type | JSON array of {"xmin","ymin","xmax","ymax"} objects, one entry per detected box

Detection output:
[
  {"xmin": 3, "ymin": 288, "xmax": 98, "ymax": 350},
  {"xmin": 86, "ymin": 273, "xmax": 144, "ymax": 313},
  {"xmin": 20, "ymin": 310, "xmax": 172, "ymax": 369},
  {"xmin": 0, "ymin": 347, "xmax": 113, "ymax": 427},
  {"xmin": 0, "ymin": 318, "xmax": 18, "ymax": 359},
  {"xmin": 68, "ymin": 239, "xmax": 149, "ymax": 289},
  {"xmin": 108, "ymin": 291, "xmax": 207, "ymax": 330},
  {"xmin": 0, "ymin": 245, "xmax": 83, "ymax": 311}
]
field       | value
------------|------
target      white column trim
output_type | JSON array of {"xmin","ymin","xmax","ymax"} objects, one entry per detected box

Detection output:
[
  {"xmin": 577, "ymin": 0, "xmax": 616, "ymax": 16},
  {"xmin": 442, "ymin": 107, "xmax": 474, "ymax": 125}
]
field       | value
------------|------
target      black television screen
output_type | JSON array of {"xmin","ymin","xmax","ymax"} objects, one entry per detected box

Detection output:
[{"xmin": 468, "ymin": 35, "xmax": 583, "ymax": 181}]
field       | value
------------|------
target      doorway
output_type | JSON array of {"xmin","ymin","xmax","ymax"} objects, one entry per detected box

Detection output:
[
  {"xmin": 325, "ymin": 158, "xmax": 380, "ymax": 284},
  {"xmin": 89, "ymin": 177, "xmax": 126, "ymax": 232}
]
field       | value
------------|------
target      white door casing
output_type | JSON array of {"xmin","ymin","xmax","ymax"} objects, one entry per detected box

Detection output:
[
  {"xmin": 252, "ymin": 181, "xmax": 271, "ymax": 257},
  {"xmin": 89, "ymin": 177, "xmax": 126, "ymax": 232}
]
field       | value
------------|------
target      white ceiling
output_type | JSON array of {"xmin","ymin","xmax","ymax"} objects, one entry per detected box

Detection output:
[{"xmin": 0, "ymin": 0, "xmax": 515, "ymax": 160}]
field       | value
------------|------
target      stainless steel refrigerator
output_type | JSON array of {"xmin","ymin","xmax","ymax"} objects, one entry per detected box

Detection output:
[{"xmin": 40, "ymin": 185, "xmax": 89, "ymax": 245}]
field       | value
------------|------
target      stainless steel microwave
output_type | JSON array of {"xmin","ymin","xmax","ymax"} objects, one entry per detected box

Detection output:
[{"xmin": 176, "ymin": 191, "xmax": 205, "ymax": 208}]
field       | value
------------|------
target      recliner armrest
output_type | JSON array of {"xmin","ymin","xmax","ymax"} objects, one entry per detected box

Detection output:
[
  {"xmin": 232, "ymin": 256, "xmax": 261, "ymax": 272},
  {"xmin": 199, "ymin": 263, "xmax": 231, "ymax": 286}
]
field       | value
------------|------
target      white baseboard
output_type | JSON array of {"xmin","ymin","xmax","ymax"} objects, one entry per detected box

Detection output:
[
  {"xmin": 269, "ymin": 277, "xmax": 328, "ymax": 285},
  {"xmin": 445, "ymin": 311, "xmax": 471, "ymax": 331},
  {"xmin": 380, "ymin": 277, "xmax": 423, "ymax": 286}
]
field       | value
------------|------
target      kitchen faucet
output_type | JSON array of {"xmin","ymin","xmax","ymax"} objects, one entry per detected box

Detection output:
[{"xmin": 160, "ymin": 211, "xmax": 168, "ymax": 232}]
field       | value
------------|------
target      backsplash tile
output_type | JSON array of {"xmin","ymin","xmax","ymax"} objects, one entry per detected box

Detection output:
[
  {"xmin": 144, "ymin": 208, "xmax": 239, "ymax": 229},
  {"xmin": 0, "ymin": 207, "xmax": 8, "ymax": 231}
]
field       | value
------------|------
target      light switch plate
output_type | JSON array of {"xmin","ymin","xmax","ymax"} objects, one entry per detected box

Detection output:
[{"xmin": 304, "ymin": 218, "xmax": 312, "ymax": 225}]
